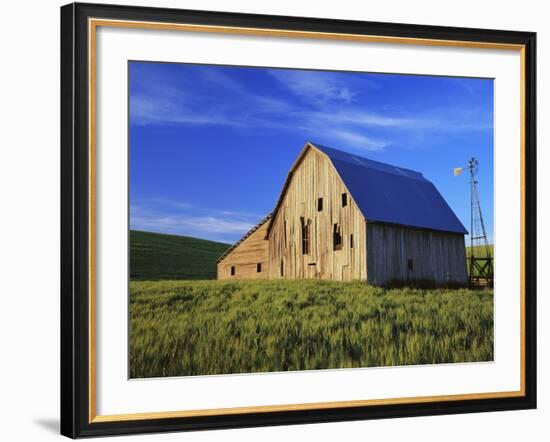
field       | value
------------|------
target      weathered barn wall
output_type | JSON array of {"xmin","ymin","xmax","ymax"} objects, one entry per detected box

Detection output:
[
  {"xmin": 267, "ymin": 148, "xmax": 367, "ymax": 281},
  {"xmin": 217, "ymin": 219, "xmax": 270, "ymax": 280},
  {"xmin": 366, "ymin": 223, "xmax": 468, "ymax": 286},
  {"xmin": 218, "ymin": 143, "xmax": 468, "ymax": 285}
]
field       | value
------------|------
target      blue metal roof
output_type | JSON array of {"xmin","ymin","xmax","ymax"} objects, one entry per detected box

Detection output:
[{"xmin": 311, "ymin": 143, "xmax": 468, "ymax": 234}]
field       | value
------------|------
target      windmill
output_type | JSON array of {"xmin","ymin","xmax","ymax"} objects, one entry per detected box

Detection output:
[{"xmin": 454, "ymin": 158, "xmax": 494, "ymax": 287}]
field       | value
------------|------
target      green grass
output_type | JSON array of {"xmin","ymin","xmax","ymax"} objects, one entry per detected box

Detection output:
[
  {"xmin": 465, "ymin": 244, "xmax": 494, "ymax": 277},
  {"xmin": 130, "ymin": 279, "xmax": 494, "ymax": 378},
  {"xmin": 466, "ymin": 244, "xmax": 494, "ymax": 258},
  {"xmin": 130, "ymin": 230, "xmax": 230, "ymax": 280}
]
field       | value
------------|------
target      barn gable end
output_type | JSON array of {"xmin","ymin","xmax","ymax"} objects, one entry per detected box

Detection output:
[{"xmin": 266, "ymin": 145, "xmax": 367, "ymax": 281}]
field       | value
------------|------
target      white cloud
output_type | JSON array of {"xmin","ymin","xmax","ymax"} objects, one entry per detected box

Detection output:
[
  {"xmin": 267, "ymin": 69, "xmax": 361, "ymax": 104},
  {"xmin": 321, "ymin": 110, "xmax": 419, "ymax": 128},
  {"xmin": 130, "ymin": 66, "xmax": 491, "ymax": 154},
  {"xmin": 324, "ymin": 129, "xmax": 388, "ymax": 151},
  {"xmin": 132, "ymin": 214, "xmax": 253, "ymax": 235},
  {"xmin": 130, "ymin": 93, "xmax": 243, "ymax": 127},
  {"xmin": 130, "ymin": 67, "xmax": 292, "ymax": 127},
  {"xmin": 136, "ymin": 198, "xmax": 193, "ymax": 209},
  {"xmin": 130, "ymin": 201, "xmax": 260, "ymax": 242}
]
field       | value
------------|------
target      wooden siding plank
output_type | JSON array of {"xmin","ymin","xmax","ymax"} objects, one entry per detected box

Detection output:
[
  {"xmin": 217, "ymin": 219, "xmax": 270, "ymax": 280},
  {"xmin": 268, "ymin": 148, "xmax": 366, "ymax": 281},
  {"xmin": 366, "ymin": 223, "xmax": 468, "ymax": 286}
]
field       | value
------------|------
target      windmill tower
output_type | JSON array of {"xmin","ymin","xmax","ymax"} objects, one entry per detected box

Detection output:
[{"xmin": 455, "ymin": 158, "xmax": 493, "ymax": 287}]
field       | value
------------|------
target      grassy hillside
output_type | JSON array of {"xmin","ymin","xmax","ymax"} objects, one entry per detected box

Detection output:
[
  {"xmin": 130, "ymin": 279, "xmax": 494, "ymax": 378},
  {"xmin": 466, "ymin": 244, "xmax": 494, "ymax": 258},
  {"xmin": 130, "ymin": 230, "xmax": 231, "ymax": 281}
]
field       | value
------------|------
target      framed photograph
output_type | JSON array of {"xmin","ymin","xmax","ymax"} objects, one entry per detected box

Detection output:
[{"xmin": 60, "ymin": 2, "xmax": 536, "ymax": 438}]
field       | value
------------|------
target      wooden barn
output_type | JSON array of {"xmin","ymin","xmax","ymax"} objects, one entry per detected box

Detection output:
[{"xmin": 217, "ymin": 142, "xmax": 468, "ymax": 286}]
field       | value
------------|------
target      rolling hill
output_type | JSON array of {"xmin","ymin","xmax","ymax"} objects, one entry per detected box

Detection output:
[
  {"xmin": 466, "ymin": 244, "xmax": 494, "ymax": 258},
  {"xmin": 130, "ymin": 230, "xmax": 231, "ymax": 280}
]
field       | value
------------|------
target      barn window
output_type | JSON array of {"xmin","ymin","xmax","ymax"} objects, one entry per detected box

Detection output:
[
  {"xmin": 317, "ymin": 197, "xmax": 323, "ymax": 212},
  {"xmin": 350, "ymin": 234, "xmax": 354, "ymax": 249},
  {"xmin": 333, "ymin": 224, "xmax": 342, "ymax": 250},
  {"xmin": 407, "ymin": 259, "xmax": 413, "ymax": 271},
  {"xmin": 280, "ymin": 260, "xmax": 284, "ymax": 277},
  {"xmin": 230, "ymin": 266, "xmax": 236, "ymax": 276},
  {"xmin": 257, "ymin": 263, "xmax": 262, "ymax": 273},
  {"xmin": 341, "ymin": 192, "xmax": 348, "ymax": 207},
  {"xmin": 300, "ymin": 217, "xmax": 311, "ymax": 255}
]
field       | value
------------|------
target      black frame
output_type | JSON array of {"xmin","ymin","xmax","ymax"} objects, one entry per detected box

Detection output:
[{"xmin": 61, "ymin": 2, "xmax": 537, "ymax": 438}]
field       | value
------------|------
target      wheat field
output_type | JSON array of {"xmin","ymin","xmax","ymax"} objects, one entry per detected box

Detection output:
[{"xmin": 129, "ymin": 279, "xmax": 493, "ymax": 378}]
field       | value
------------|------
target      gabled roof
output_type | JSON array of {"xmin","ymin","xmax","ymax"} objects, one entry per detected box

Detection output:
[
  {"xmin": 216, "ymin": 213, "xmax": 273, "ymax": 264},
  {"xmin": 268, "ymin": 142, "xmax": 467, "ymax": 235}
]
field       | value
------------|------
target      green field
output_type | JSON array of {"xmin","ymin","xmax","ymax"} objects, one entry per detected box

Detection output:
[
  {"xmin": 465, "ymin": 244, "xmax": 494, "ymax": 277},
  {"xmin": 130, "ymin": 230, "xmax": 230, "ymax": 280},
  {"xmin": 466, "ymin": 244, "xmax": 494, "ymax": 258},
  {"xmin": 130, "ymin": 279, "xmax": 494, "ymax": 378},
  {"xmin": 129, "ymin": 232, "xmax": 494, "ymax": 378}
]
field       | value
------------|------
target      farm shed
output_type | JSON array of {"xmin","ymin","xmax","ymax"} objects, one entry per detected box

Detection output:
[
  {"xmin": 217, "ymin": 213, "xmax": 272, "ymax": 280},
  {"xmin": 217, "ymin": 142, "xmax": 468, "ymax": 286}
]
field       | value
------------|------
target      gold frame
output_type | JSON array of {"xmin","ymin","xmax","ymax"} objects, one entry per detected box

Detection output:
[{"xmin": 87, "ymin": 18, "xmax": 527, "ymax": 424}]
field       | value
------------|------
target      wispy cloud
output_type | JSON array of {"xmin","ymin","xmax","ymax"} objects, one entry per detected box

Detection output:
[
  {"xmin": 130, "ymin": 199, "xmax": 261, "ymax": 243},
  {"xmin": 130, "ymin": 64, "xmax": 492, "ymax": 153},
  {"xmin": 130, "ymin": 65, "xmax": 291, "ymax": 127},
  {"xmin": 324, "ymin": 129, "xmax": 388, "ymax": 151},
  {"xmin": 130, "ymin": 93, "xmax": 246, "ymax": 127},
  {"xmin": 267, "ymin": 69, "xmax": 366, "ymax": 105},
  {"xmin": 316, "ymin": 110, "xmax": 419, "ymax": 128},
  {"xmin": 131, "ymin": 213, "xmax": 253, "ymax": 235},
  {"xmin": 135, "ymin": 198, "xmax": 193, "ymax": 209},
  {"xmin": 447, "ymin": 77, "xmax": 490, "ymax": 99}
]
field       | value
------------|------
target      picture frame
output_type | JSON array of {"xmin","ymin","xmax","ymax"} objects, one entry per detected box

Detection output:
[{"xmin": 60, "ymin": 2, "xmax": 537, "ymax": 438}]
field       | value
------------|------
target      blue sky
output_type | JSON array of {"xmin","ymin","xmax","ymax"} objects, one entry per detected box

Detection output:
[{"xmin": 129, "ymin": 61, "xmax": 494, "ymax": 245}]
